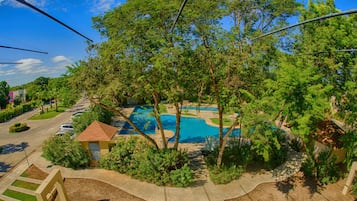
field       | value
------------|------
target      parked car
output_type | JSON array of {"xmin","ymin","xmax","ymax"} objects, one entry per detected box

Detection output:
[
  {"xmin": 60, "ymin": 123, "xmax": 74, "ymax": 132},
  {"xmin": 71, "ymin": 110, "xmax": 86, "ymax": 119},
  {"xmin": 55, "ymin": 130, "xmax": 75, "ymax": 139}
]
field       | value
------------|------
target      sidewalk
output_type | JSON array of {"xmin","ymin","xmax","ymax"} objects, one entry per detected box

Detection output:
[{"xmin": 0, "ymin": 148, "xmax": 305, "ymax": 201}]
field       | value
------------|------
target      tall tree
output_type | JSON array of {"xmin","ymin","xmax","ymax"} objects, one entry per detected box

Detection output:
[{"xmin": 0, "ymin": 80, "xmax": 10, "ymax": 109}]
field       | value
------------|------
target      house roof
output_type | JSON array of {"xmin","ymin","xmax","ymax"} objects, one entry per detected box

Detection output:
[{"xmin": 77, "ymin": 120, "xmax": 118, "ymax": 142}]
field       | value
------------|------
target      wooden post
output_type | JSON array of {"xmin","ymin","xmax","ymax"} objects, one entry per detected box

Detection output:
[{"xmin": 342, "ymin": 161, "xmax": 357, "ymax": 195}]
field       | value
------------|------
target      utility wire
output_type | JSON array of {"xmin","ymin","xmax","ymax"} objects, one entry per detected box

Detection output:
[
  {"xmin": 0, "ymin": 62, "xmax": 23, "ymax": 64},
  {"xmin": 0, "ymin": 45, "xmax": 48, "ymax": 54},
  {"xmin": 170, "ymin": 0, "xmax": 188, "ymax": 33},
  {"xmin": 254, "ymin": 9, "xmax": 357, "ymax": 40},
  {"xmin": 15, "ymin": 0, "xmax": 93, "ymax": 42}
]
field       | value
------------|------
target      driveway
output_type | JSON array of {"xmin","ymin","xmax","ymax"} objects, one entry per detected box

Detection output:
[{"xmin": 0, "ymin": 97, "xmax": 90, "ymax": 176}]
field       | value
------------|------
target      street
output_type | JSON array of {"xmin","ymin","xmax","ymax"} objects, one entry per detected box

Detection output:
[{"xmin": 0, "ymin": 97, "xmax": 90, "ymax": 177}]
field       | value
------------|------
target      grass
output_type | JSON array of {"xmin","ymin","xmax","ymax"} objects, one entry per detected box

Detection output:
[
  {"xmin": 12, "ymin": 180, "xmax": 39, "ymax": 191},
  {"xmin": 29, "ymin": 106, "xmax": 66, "ymax": 120},
  {"xmin": 3, "ymin": 189, "xmax": 36, "ymax": 201},
  {"xmin": 210, "ymin": 118, "xmax": 234, "ymax": 126}
]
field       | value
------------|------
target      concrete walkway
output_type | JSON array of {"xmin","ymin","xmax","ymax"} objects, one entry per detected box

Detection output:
[{"xmin": 0, "ymin": 147, "xmax": 304, "ymax": 201}]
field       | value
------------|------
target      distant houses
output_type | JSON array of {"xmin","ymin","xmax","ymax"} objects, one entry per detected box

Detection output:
[{"xmin": 9, "ymin": 89, "xmax": 26, "ymax": 104}]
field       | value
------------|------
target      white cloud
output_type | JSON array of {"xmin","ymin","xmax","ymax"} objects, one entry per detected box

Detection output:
[
  {"xmin": 52, "ymin": 55, "xmax": 72, "ymax": 64},
  {"xmin": 15, "ymin": 58, "xmax": 48, "ymax": 74},
  {"xmin": 1, "ymin": 0, "xmax": 47, "ymax": 8},
  {"xmin": 90, "ymin": 0, "xmax": 121, "ymax": 14}
]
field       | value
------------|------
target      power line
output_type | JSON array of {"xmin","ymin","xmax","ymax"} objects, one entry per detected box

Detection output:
[
  {"xmin": 170, "ymin": 0, "xmax": 188, "ymax": 33},
  {"xmin": 254, "ymin": 9, "xmax": 357, "ymax": 40},
  {"xmin": 0, "ymin": 62, "xmax": 23, "ymax": 64},
  {"xmin": 15, "ymin": 0, "xmax": 93, "ymax": 42},
  {"xmin": 0, "ymin": 45, "xmax": 48, "ymax": 54}
]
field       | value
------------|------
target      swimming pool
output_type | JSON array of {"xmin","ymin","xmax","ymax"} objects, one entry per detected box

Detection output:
[
  {"xmin": 181, "ymin": 106, "xmax": 218, "ymax": 112},
  {"xmin": 120, "ymin": 106, "xmax": 240, "ymax": 143}
]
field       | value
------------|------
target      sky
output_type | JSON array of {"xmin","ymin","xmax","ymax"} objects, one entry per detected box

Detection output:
[{"xmin": 0, "ymin": 0, "xmax": 356, "ymax": 87}]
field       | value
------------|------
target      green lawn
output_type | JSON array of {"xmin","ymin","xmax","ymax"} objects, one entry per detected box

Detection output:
[
  {"xmin": 210, "ymin": 118, "xmax": 234, "ymax": 126},
  {"xmin": 12, "ymin": 180, "xmax": 39, "ymax": 191},
  {"xmin": 3, "ymin": 189, "xmax": 36, "ymax": 201},
  {"xmin": 29, "ymin": 106, "xmax": 66, "ymax": 120}
]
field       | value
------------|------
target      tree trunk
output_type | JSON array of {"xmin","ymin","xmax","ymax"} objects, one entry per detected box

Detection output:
[
  {"xmin": 216, "ymin": 117, "xmax": 240, "ymax": 167},
  {"xmin": 153, "ymin": 92, "xmax": 167, "ymax": 149},
  {"xmin": 92, "ymin": 99, "xmax": 159, "ymax": 149},
  {"xmin": 173, "ymin": 102, "xmax": 182, "ymax": 149}
]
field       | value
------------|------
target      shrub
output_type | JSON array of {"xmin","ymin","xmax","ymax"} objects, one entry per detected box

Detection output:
[
  {"xmin": 42, "ymin": 134, "xmax": 90, "ymax": 169},
  {"xmin": 204, "ymin": 140, "xmax": 249, "ymax": 184},
  {"xmin": 248, "ymin": 122, "xmax": 289, "ymax": 170},
  {"xmin": 9, "ymin": 122, "xmax": 29, "ymax": 133},
  {"xmin": 99, "ymin": 136, "xmax": 194, "ymax": 187},
  {"xmin": 301, "ymin": 149, "xmax": 339, "ymax": 185},
  {"xmin": 209, "ymin": 165, "xmax": 243, "ymax": 184}
]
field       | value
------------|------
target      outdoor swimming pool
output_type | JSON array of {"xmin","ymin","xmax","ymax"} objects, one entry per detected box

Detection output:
[{"xmin": 120, "ymin": 106, "xmax": 240, "ymax": 143}]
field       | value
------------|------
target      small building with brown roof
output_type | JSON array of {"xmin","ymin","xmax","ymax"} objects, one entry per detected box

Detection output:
[{"xmin": 77, "ymin": 120, "xmax": 118, "ymax": 163}]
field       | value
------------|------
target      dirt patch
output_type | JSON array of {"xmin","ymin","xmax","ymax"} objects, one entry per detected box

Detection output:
[
  {"xmin": 227, "ymin": 172, "xmax": 356, "ymax": 201},
  {"xmin": 62, "ymin": 178, "xmax": 144, "ymax": 201},
  {"xmin": 24, "ymin": 165, "xmax": 144, "ymax": 201},
  {"xmin": 22, "ymin": 164, "xmax": 48, "ymax": 180},
  {"xmin": 314, "ymin": 120, "xmax": 345, "ymax": 148}
]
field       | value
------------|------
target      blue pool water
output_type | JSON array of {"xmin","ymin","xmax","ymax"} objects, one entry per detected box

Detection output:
[
  {"xmin": 181, "ymin": 106, "xmax": 218, "ymax": 112},
  {"xmin": 120, "ymin": 106, "xmax": 240, "ymax": 143}
]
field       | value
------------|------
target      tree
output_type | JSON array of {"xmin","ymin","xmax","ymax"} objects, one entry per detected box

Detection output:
[
  {"xmin": 0, "ymin": 80, "xmax": 10, "ymax": 109},
  {"xmin": 189, "ymin": 0, "xmax": 299, "ymax": 167},
  {"xmin": 81, "ymin": 0, "xmax": 204, "ymax": 149}
]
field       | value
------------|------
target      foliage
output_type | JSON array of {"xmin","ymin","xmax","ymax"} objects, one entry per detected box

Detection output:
[
  {"xmin": 72, "ymin": 105, "xmax": 114, "ymax": 133},
  {"xmin": 210, "ymin": 118, "xmax": 233, "ymax": 127},
  {"xmin": 301, "ymin": 148, "xmax": 339, "ymax": 185},
  {"xmin": 208, "ymin": 165, "xmax": 243, "ymax": 185},
  {"xmin": 9, "ymin": 122, "xmax": 29, "ymax": 133},
  {"xmin": 341, "ymin": 130, "xmax": 357, "ymax": 168},
  {"xmin": 0, "ymin": 80, "xmax": 10, "ymax": 109},
  {"xmin": 247, "ymin": 122, "xmax": 288, "ymax": 170},
  {"xmin": 205, "ymin": 141, "xmax": 250, "ymax": 184},
  {"xmin": 99, "ymin": 137, "xmax": 194, "ymax": 187},
  {"xmin": 353, "ymin": 175, "xmax": 357, "ymax": 197},
  {"xmin": 0, "ymin": 101, "xmax": 36, "ymax": 123},
  {"xmin": 42, "ymin": 134, "xmax": 90, "ymax": 169},
  {"xmin": 29, "ymin": 106, "xmax": 66, "ymax": 120}
]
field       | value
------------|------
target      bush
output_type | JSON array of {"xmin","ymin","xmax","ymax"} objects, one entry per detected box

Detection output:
[
  {"xmin": 73, "ymin": 105, "xmax": 114, "ymax": 133},
  {"xmin": 99, "ymin": 136, "xmax": 194, "ymax": 187},
  {"xmin": 9, "ymin": 122, "xmax": 29, "ymax": 133},
  {"xmin": 353, "ymin": 175, "xmax": 357, "ymax": 197},
  {"xmin": 42, "ymin": 134, "xmax": 90, "ymax": 169},
  {"xmin": 0, "ymin": 102, "xmax": 36, "ymax": 123},
  {"xmin": 209, "ymin": 165, "xmax": 243, "ymax": 184},
  {"xmin": 301, "ymin": 149, "xmax": 339, "ymax": 185},
  {"xmin": 204, "ymin": 140, "xmax": 249, "ymax": 184}
]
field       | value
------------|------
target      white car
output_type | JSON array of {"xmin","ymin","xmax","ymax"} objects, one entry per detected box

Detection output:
[
  {"xmin": 71, "ymin": 110, "xmax": 86, "ymax": 119},
  {"xmin": 60, "ymin": 123, "xmax": 74, "ymax": 132},
  {"xmin": 55, "ymin": 130, "xmax": 75, "ymax": 139}
]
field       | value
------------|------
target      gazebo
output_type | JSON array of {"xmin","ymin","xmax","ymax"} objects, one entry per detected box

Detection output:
[{"xmin": 77, "ymin": 120, "xmax": 118, "ymax": 164}]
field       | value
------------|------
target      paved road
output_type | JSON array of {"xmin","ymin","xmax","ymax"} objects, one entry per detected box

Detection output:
[{"xmin": 0, "ymin": 97, "xmax": 90, "ymax": 176}]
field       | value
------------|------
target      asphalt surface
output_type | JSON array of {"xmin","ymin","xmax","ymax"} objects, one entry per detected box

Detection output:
[{"xmin": 0, "ymin": 97, "xmax": 89, "ymax": 176}]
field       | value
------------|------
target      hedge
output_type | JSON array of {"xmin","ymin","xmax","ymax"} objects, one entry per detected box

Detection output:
[{"xmin": 0, "ymin": 102, "xmax": 36, "ymax": 123}]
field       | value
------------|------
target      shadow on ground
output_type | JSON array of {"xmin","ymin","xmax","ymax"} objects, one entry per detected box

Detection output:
[
  {"xmin": 0, "ymin": 162, "xmax": 11, "ymax": 172},
  {"xmin": 0, "ymin": 142, "xmax": 28, "ymax": 154}
]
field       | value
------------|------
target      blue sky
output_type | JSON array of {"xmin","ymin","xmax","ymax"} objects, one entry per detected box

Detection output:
[{"xmin": 0, "ymin": 0, "xmax": 356, "ymax": 87}]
